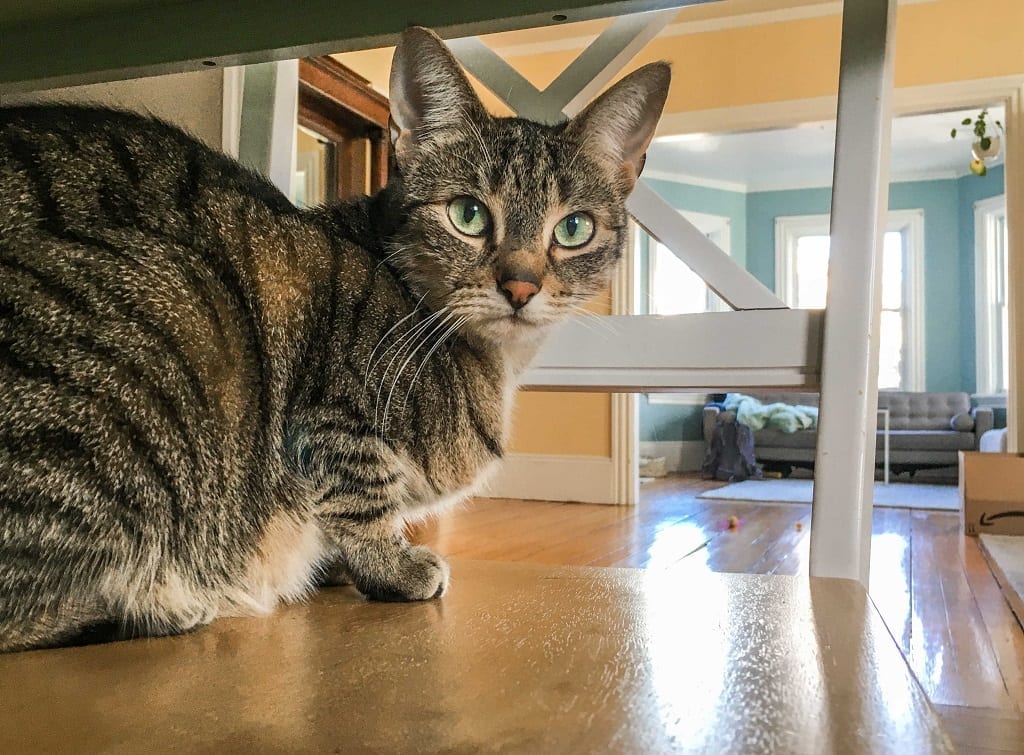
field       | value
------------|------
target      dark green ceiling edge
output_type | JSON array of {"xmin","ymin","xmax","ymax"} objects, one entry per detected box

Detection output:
[{"xmin": 1, "ymin": 0, "xmax": 708, "ymax": 93}]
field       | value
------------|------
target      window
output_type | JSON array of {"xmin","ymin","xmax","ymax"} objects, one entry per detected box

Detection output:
[
  {"xmin": 644, "ymin": 211, "xmax": 729, "ymax": 406},
  {"xmin": 775, "ymin": 211, "xmax": 925, "ymax": 391},
  {"xmin": 293, "ymin": 56, "xmax": 390, "ymax": 208},
  {"xmin": 647, "ymin": 211, "xmax": 729, "ymax": 316},
  {"xmin": 975, "ymin": 194, "xmax": 1008, "ymax": 400}
]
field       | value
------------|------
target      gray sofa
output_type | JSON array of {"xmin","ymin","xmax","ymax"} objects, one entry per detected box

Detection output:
[{"xmin": 703, "ymin": 391, "xmax": 994, "ymax": 475}]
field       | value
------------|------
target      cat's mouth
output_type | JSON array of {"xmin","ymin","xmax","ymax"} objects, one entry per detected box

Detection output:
[{"xmin": 509, "ymin": 311, "xmax": 538, "ymax": 326}]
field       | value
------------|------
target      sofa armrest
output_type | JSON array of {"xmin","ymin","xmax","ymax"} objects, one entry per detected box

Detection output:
[
  {"xmin": 972, "ymin": 406, "xmax": 994, "ymax": 447},
  {"xmin": 703, "ymin": 406, "xmax": 721, "ymax": 444}
]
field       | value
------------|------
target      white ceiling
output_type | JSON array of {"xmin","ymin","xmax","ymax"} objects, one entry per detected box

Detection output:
[{"xmin": 645, "ymin": 105, "xmax": 1006, "ymax": 192}]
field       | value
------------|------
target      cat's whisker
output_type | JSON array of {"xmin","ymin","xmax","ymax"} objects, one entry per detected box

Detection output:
[
  {"xmin": 373, "ymin": 308, "xmax": 448, "ymax": 405},
  {"xmin": 373, "ymin": 307, "xmax": 450, "ymax": 435},
  {"xmin": 402, "ymin": 314, "xmax": 468, "ymax": 412},
  {"xmin": 558, "ymin": 310, "xmax": 605, "ymax": 338},
  {"xmin": 367, "ymin": 301, "xmax": 440, "ymax": 381},
  {"xmin": 380, "ymin": 309, "xmax": 458, "ymax": 435},
  {"xmin": 363, "ymin": 293, "xmax": 428, "ymax": 384},
  {"xmin": 570, "ymin": 303, "xmax": 617, "ymax": 328},
  {"xmin": 376, "ymin": 243, "xmax": 423, "ymax": 272},
  {"xmin": 566, "ymin": 304, "xmax": 616, "ymax": 338}
]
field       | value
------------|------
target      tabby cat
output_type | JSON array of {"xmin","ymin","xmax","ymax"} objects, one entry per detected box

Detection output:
[{"xmin": 0, "ymin": 27, "xmax": 670, "ymax": 651}]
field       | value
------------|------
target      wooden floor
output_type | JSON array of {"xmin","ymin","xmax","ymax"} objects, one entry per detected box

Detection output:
[{"xmin": 411, "ymin": 474, "xmax": 1024, "ymax": 755}]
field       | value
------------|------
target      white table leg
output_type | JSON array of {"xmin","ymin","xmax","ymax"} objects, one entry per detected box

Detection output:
[{"xmin": 879, "ymin": 408, "xmax": 890, "ymax": 484}]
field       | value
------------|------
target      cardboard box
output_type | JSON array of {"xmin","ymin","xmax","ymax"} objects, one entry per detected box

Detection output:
[{"xmin": 959, "ymin": 451, "xmax": 1024, "ymax": 536}]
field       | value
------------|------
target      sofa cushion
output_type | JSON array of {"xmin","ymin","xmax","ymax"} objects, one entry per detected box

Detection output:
[
  {"xmin": 877, "ymin": 392, "xmax": 971, "ymax": 431},
  {"xmin": 754, "ymin": 429, "xmax": 818, "ymax": 449},
  {"xmin": 884, "ymin": 430, "xmax": 977, "ymax": 451},
  {"xmin": 754, "ymin": 429, "xmax": 976, "ymax": 452},
  {"xmin": 747, "ymin": 391, "xmax": 972, "ymax": 431},
  {"xmin": 950, "ymin": 412, "xmax": 975, "ymax": 432}
]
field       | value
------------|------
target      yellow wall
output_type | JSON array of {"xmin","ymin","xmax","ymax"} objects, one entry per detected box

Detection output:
[
  {"xmin": 338, "ymin": 0, "xmax": 1024, "ymax": 114},
  {"xmin": 501, "ymin": 0, "xmax": 1024, "ymax": 113},
  {"xmin": 335, "ymin": 0, "xmax": 1024, "ymax": 460}
]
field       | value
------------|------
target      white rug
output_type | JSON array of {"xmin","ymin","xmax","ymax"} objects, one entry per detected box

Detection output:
[{"xmin": 697, "ymin": 479, "xmax": 960, "ymax": 511}]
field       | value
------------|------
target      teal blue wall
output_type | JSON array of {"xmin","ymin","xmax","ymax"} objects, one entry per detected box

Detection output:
[
  {"xmin": 644, "ymin": 177, "xmax": 748, "ymax": 267},
  {"xmin": 641, "ymin": 169, "xmax": 1006, "ymax": 442}
]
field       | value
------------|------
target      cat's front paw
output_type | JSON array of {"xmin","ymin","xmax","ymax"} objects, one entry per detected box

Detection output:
[{"xmin": 359, "ymin": 545, "xmax": 450, "ymax": 602}]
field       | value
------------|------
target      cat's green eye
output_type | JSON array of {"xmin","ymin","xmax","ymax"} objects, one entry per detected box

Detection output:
[
  {"xmin": 447, "ymin": 196, "xmax": 491, "ymax": 237},
  {"xmin": 553, "ymin": 212, "xmax": 595, "ymax": 249}
]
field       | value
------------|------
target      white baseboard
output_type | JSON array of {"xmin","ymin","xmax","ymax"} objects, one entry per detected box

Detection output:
[
  {"xmin": 640, "ymin": 440, "xmax": 705, "ymax": 473},
  {"xmin": 481, "ymin": 453, "xmax": 619, "ymax": 505}
]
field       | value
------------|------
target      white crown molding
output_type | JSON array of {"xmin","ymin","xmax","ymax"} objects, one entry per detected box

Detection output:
[
  {"xmin": 641, "ymin": 168, "xmax": 749, "ymax": 194},
  {"xmin": 892, "ymin": 169, "xmax": 963, "ymax": 184},
  {"xmin": 747, "ymin": 170, "xmax": 965, "ymax": 193},
  {"xmin": 655, "ymin": 96, "xmax": 839, "ymax": 138},
  {"xmin": 638, "ymin": 169, "xmax": 975, "ymax": 197}
]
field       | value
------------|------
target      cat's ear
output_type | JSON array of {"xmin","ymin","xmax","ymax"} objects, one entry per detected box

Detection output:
[
  {"xmin": 389, "ymin": 26, "xmax": 487, "ymax": 165},
  {"xmin": 567, "ymin": 62, "xmax": 671, "ymax": 186}
]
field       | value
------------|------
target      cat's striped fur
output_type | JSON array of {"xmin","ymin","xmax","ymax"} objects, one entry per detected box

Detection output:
[{"xmin": 0, "ymin": 27, "xmax": 670, "ymax": 651}]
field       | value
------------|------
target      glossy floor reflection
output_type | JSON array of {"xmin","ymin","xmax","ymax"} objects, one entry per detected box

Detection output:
[
  {"xmin": 0, "ymin": 561, "xmax": 951, "ymax": 753},
  {"xmin": 412, "ymin": 474, "xmax": 1024, "ymax": 753}
]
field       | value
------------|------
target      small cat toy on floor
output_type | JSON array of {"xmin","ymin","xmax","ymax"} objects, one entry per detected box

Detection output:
[{"xmin": 0, "ymin": 27, "xmax": 670, "ymax": 651}]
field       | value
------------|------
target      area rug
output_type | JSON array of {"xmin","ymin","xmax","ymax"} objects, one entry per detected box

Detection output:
[
  {"xmin": 697, "ymin": 479, "xmax": 960, "ymax": 511},
  {"xmin": 979, "ymin": 534, "xmax": 1024, "ymax": 624}
]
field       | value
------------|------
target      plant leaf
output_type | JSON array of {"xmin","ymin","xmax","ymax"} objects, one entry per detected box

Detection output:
[
  {"xmin": 981, "ymin": 136, "xmax": 992, "ymax": 150},
  {"xmin": 951, "ymin": 128, "xmax": 957, "ymax": 138},
  {"xmin": 962, "ymin": 117, "xmax": 972, "ymax": 125}
]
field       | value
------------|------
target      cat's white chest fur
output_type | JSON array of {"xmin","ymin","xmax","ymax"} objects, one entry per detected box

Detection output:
[{"xmin": 223, "ymin": 513, "xmax": 326, "ymax": 616}]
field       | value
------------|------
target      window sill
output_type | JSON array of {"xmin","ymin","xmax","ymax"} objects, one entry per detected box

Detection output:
[{"xmin": 972, "ymin": 393, "xmax": 1007, "ymax": 409}]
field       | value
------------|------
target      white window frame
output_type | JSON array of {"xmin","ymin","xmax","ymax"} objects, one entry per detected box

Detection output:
[
  {"xmin": 974, "ymin": 193, "xmax": 1009, "ymax": 404},
  {"xmin": 647, "ymin": 210, "xmax": 731, "ymax": 315},
  {"xmin": 646, "ymin": 210, "xmax": 730, "ymax": 406},
  {"xmin": 775, "ymin": 209, "xmax": 925, "ymax": 391}
]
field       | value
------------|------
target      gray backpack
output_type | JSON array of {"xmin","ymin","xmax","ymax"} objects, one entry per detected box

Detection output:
[{"xmin": 702, "ymin": 412, "xmax": 763, "ymax": 482}]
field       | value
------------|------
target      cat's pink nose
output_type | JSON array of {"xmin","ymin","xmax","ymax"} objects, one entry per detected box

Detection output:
[{"xmin": 498, "ymin": 275, "xmax": 541, "ymax": 310}]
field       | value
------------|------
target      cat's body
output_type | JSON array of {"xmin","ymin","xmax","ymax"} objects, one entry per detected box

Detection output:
[{"xmin": 0, "ymin": 28, "xmax": 669, "ymax": 652}]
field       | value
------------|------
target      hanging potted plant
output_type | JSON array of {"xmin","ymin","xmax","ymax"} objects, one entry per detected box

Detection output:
[{"xmin": 951, "ymin": 109, "xmax": 1004, "ymax": 176}]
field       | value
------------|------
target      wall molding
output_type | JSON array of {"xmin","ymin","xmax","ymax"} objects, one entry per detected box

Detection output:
[
  {"xmin": 640, "ymin": 440, "xmax": 706, "ymax": 474},
  {"xmin": 642, "ymin": 165, "xmax": 980, "ymax": 197},
  {"xmin": 641, "ymin": 167, "xmax": 749, "ymax": 194},
  {"xmin": 481, "ymin": 454, "xmax": 618, "ymax": 504}
]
